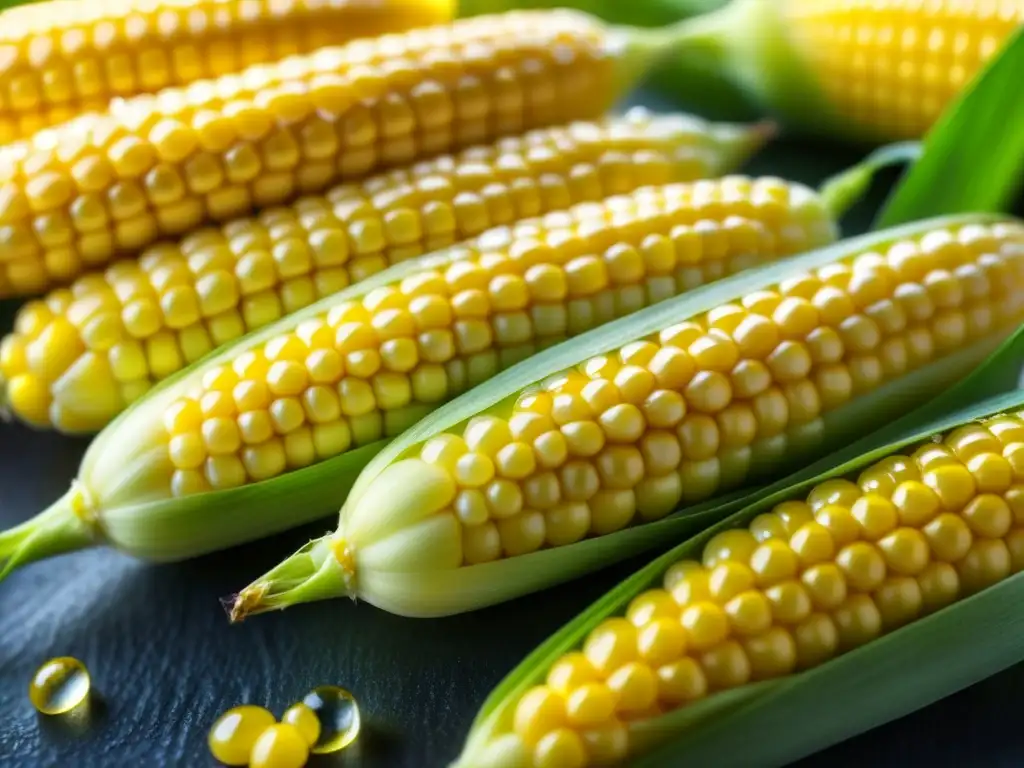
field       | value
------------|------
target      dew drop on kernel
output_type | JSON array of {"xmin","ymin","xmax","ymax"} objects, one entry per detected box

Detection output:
[
  {"xmin": 302, "ymin": 685, "xmax": 361, "ymax": 754},
  {"xmin": 28, "ymin": 657, "xmax": 91, "ymax": 715}
]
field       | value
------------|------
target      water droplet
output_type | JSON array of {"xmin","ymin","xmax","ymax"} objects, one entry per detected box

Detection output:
[
  {"xmin": 28, "ymin": 657, "xmax": 90, "ymax": 715},
  {"xmin": 302, "ymin": 685, "xmax": 361, "ymax": 754}
]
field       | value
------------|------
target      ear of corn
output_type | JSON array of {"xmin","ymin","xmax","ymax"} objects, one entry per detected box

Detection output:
[
  {"xmin": 228, "ymin": 213, "xmax": 1024, "ymax": 621},
  {"xmin": 662, "ymin": 0, "xmax": 1024, "ymax": 142},
  {"xmin": 0, "ymin": 0, "xmax": 455, "ymax": 141},
  {"xmin": 0, "ymin": 109, "xmax": 773, "ymax": 434},
  {"xmin": 0, "ymin": 175, "xmax": 835, "ymax": 580},
  {"xmin": 0, "ymin": 8, "xmax": 686, "ymax": 297},
  {"xmin": 451, "ymin": 372, "xmax": 1024, "ymax": 768}
]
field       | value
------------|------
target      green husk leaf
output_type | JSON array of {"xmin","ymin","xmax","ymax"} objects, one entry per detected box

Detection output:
[
  {"xmin": 819, "ymin": 141, "xmax": 922, "ymax": 220},
  {"xmin": 876, "ymin": 26, "xmax": 1024, "ymax": 228},
  {"xmin": 456, "ymin": 327, "xmax": 1024, "ymax": 764}
]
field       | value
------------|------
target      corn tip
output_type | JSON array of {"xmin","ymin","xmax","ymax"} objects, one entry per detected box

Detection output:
[
  {"xmin": 226, "ymin": 534, "xmax": 352, "ymax": 623},
  {"xmin": 225, "ymin": 582, "xmax": 270, "ymax": 624}
]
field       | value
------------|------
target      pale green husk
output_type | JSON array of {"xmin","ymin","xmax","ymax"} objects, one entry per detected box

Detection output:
[{"xmin": 455, "ymin": 323, "xmax": 1024, "ymax": 768}]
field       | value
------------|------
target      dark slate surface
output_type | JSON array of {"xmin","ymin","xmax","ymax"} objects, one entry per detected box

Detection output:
[{"xmin": 2, "ymin": 112, "xmax": 1024, "ymax": 768}]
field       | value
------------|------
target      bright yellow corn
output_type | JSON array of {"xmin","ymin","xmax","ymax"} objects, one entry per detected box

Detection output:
[
  {"xmin": 212, "ymin": 216, "xmax": 1024, "ymax": 626},
  {"xmin": 0, "ymin": 10, "xmax": 638, "ymax": 297},
  {"xmin": 0, "ymin": 177, "xmax": 832, "ymax": 582},
  {"xmin": 341, "ymin": 220, "xmax": 1024, "ymax": 573},
  {"xmin": 152, "ymin": 178, "xmax": 832, "ymax": 498},
  {"xmin": 480, "ymin": 410, "xmax": 1024, "ymax": 768},
  {"xmin": 0, "ymin": 0, "xmax": 454, "ymax": 142},
  {"xmin": 785, "ymin": 0, "xmax": 1024, "ymax": 140},
  {"xmin": 0, "ymin": 111, "xmax": 772, "ymax": 433}
]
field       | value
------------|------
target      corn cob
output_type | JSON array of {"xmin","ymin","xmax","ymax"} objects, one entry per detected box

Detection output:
[
  {"xmin": 229, "ymin": 214, "xmax": 1024, "ymax": 621},
  {"xmin": 654, "ymin": 0, "xmax": 1024, "ymax": 142},
  {"xmin": 0, "ymin": 177, "xmax": 835, "ymax": 579},
  {"xmin": 0, "ymin": 9, "xmax": 677, "ymax": 298},
  {"xmin": 0, "ymin": 0, "xmax": 455, "ymax": 142},
  {"xmin": 0, "ymin": 110, "xmax": 772, "ymax": 434},
  {"xmin": 455, "ymin": 407, "xmax": 1024, "ymax": 768}
]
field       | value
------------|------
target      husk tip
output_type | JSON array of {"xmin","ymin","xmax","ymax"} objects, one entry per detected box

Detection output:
[{"xmin": 224, "ymin": 582, "xmax": 270, "ymax": 624}]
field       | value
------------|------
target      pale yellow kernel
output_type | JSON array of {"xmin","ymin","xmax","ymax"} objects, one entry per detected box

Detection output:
[
  {"xmin": 205, "ymin": 454, "xmax": 247, "ymax": 489},
  {"xmin": 957, "ymin": 538, "xmax": 1011, "ymax": 595},
  {"xmin": 836, "ymin": 542, "xmax": 887, "ymax": 592},
  {"xmin": 534, "ymin": 430, "xmax": 569, "ymax": 469},
  {"xmin": 513, "ymin": 687, "xmax": 566, "ymax": 747},
  {"xmin": 590, "ymin": 489, "xmax": 636, "ymax": 534},
  {"xmin": 485, "ymin": 479, "xmax": 524, "ymax": 520},
  {"xmin": 766, "ymin": 580, "xmax": 813, "ymax": 623},
  {"xmin": 546, "ymin": 653, "xmax": 598, "ymax": 696},
  {"xmin": 545, "ymin": 503, "xmax": 591, "ymax": 547},
  {"xmin": 533, "ymin": 729, "xmax": 586, "ymax": 768},
  {"xmin": 794, "ymin": 613, "xmax": 838, "ymax": 669},
  {"xmin": 584, "ymin": 619, "xmax": 637, "ymax": 675},
  {"xmin": 680, "ymin": 601, "xmax": 729, "ymax": 651},
  {"xmin": 455, "ymin": 452, "xmax": 495, "ymax": 488},
  {"xmin": 833, "ymin": 594, "xmax": 882, "ymax": 651},
  {"xmin": 463, "ymin": 522, "xmax": 502, "ymax": 564},
  {"xmin": 561, "ymin": 421, "xmax": 605, "ymax": 458},
  {"xmin": 699, "ymin": 640, "xmax": 751, "ymax": 691}
]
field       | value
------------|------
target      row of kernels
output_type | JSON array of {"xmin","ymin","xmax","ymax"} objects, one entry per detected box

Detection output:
[{"xmin": 449, "ymin": 449, "xmax": 756, "ymax": 564}]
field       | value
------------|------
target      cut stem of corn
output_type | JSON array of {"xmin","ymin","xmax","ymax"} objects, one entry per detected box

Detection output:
[
  {"xmin": 0, "ymin": 9, "xmax": 707, "ymax": 297},
  {"xmin": 652, "ymin": 0, "xmax": 1024, "ymax": 142},
  {"xmin": 0, "ymin": 175, "xmax": 835, "ymax": 581},
  {"xmin": 0, "ymin": 109, "xmax": 774, "ymax": 434},
  {"xmin": 453, "ymin": 398, "xmax": 1024, "ymax": 768},
  {"xmin": 228, "ymin": 214, "xmax": 1024, "ymax": 621},
  {"xmin": 0, "ymin": 0, "xmax": 455, "ymax": 141}
]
